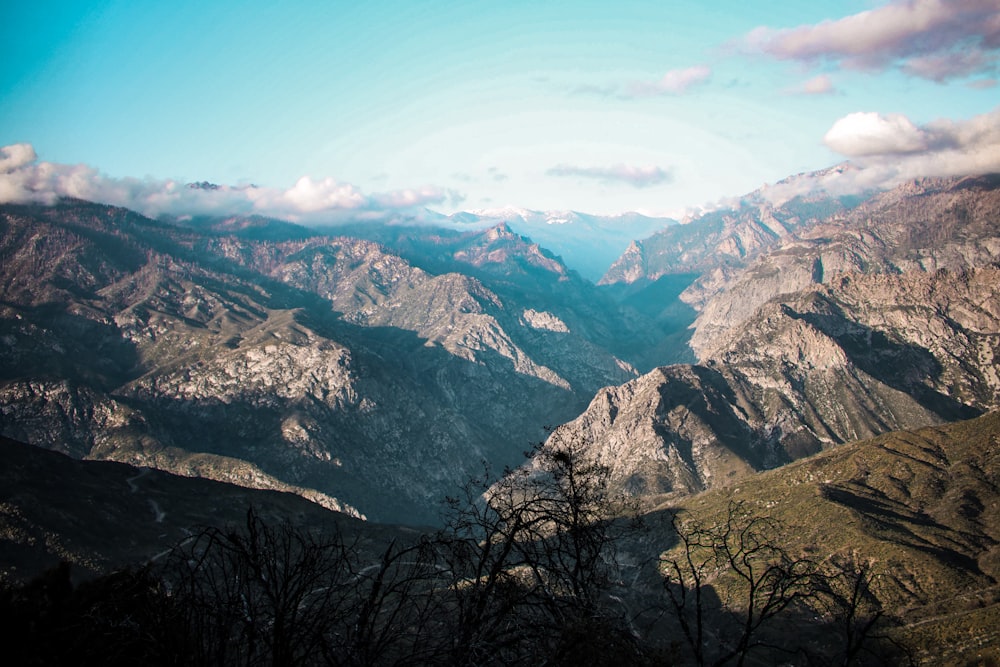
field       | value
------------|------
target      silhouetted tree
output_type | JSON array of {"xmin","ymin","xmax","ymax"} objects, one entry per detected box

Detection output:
[
  {"xmin": 162, "ymin": 507, "xmax": 448, "ymax": 667},
  {"xmin": 660, "ymin": 501, "xmax": 823, "ymax": 666},
  {"xmin": 813, "ymin": 555, "xmax": 912, "ymax": 666},
  {"xmin": 434, "ymin": 435, "xmax": 644, "ymax": 665},
  {"xmin": 163, "ymin": 509, "xmax": 343, "ymax": 665},
  {"xmin": 0, "ymin": 562, "xmax": 188, "ymax": 666}
]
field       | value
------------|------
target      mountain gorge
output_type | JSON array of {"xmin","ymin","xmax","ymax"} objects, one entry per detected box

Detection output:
[
  {"xmin": 448, "ymin": 208, "xmax": 675, "ymax": 283},
  {"xmin": 3, "ymin": 174, "xmax": 999, "ymax": 526},
  {"xmin": 0, "ymin": 172, "xmax": 1000, "ymax": 522},
  {"xmin": 552, "ymin": 175, "xmax": 1000, "ymax": 503},
  {"xmin": 3, "ymin": 171, "xmax": 1000, "ymax": 663}
]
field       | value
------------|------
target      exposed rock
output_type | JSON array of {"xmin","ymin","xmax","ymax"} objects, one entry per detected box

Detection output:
[
  {"xmin": 599, "ymin": 187, "xmax": 862, "ymax": 286},
  {"xmin": 688, "ymin": 175, "xmax": 1000, "ymax": 359},
  {"xmin": 547, "ymin": 176, "xmax": 1000, "ymax": 503},
  {"xmin": 0, "ymin": 200, "xmax": 641, "ymax": 524}
]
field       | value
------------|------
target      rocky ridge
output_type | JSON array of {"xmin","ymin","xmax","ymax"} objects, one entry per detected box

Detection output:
[
  {"xmin": 0, "ymin": 200, "xmax": 643, "ymax": 523},
  {"xmin": 545, "ymin": 175, "xmax": 1000, "ymax": 503},
  {"xmin": 599, "ymin": 186, "xmax": 863, "ymax": 287},
  {"xmin": 688, "ymin": 174, "xmax": 1000, "ymax": 359}
]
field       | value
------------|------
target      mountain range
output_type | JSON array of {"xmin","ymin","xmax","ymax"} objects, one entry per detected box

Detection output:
[
  {"xmin": 3, "ymin": 166, "xmax": 1000, "ymax": 661},
  {"xmin": 552, "ymin": 175, "xmax": 1000, "ymax": 503},
  {"xmin": 3, "ymin": 174, "xmax": 999, "ymax": 523},
  {"xmin": 0, "ymin": 199, "xmax": 662, "ymax": 523}
]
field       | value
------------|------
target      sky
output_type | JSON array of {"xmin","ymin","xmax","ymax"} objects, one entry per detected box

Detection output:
[{"xmin": 1, "ymin": 0, "xmax": 999, "ymax": 221}]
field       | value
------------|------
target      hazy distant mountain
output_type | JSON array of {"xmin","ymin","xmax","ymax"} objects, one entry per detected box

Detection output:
[
  {"xmin": 456, "ymin": 208, "xmax": 675, "ymax": 282},
  {"xmin": 347, "ymin": 206, "xmax": 676, "ymax": 282},
  {"xmin": 599, "ymin": 183, "xmax": 866, "ymax": 287}
]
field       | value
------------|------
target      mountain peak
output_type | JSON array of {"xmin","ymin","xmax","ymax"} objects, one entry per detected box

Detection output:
[{"xmin": 486, "ymin": 221, "xmax": 518, "ymax": 240}]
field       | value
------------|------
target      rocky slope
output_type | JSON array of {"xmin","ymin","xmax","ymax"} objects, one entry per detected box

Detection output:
[
  {"xmin": 599, "ymin": 183, "xmax": 863, "ymax": 287},
  {"xmin": 0, "ymin": 200, "xmax": 643, "ymax": 523},
  {"xmin": 688, "ymin": 174, "xmax": 1000, "ymax": 359},
  {"xmin": 545, "ymin": 175, "xmax": 1000, "ymax": 502},
  {"xmin": 326, "ymin": 220, "xmax": 668, "ymax": 372},
  {"xmin": 652, "ymin": 410, "xmax": 1000, "ymax": 665}
]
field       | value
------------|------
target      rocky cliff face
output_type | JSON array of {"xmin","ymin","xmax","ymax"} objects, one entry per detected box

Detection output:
[
  {"xmin": 0, "ymin": 200, "xmax": 643, "ymax": 523},
  {"xmin": 546, "ymin": 175, "xmax": 1000, "ymax": 503},
  {"xmin": 688, "ymin": 175, "xmax": 1000, "ymax": 359},
  {"xmin": 599, "ymin": 187, "xmax": 862, "ymax": 287},
  {"xmin": 326, "ymin": 219, "xmax": 670, "ymax": 374}
]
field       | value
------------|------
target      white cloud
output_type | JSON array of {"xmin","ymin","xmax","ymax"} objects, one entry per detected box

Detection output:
[
  {"xmin": 761, "ymin": 106, "xmax": 1000, "ymax": 204},
  {"xmin": 0, "ymin": 143, "xmax": 37, "ymax": 173},
  {"xmin": 270, "ymin": 176, "xmax": 367, "ymax": 213},
  {"xmin": 546, "ymin": 163, "xmax": 674, "ymax": 187},
  {"xmin": 743, "ymin": 0, "xmax": 1000, "ymax": 82},
  {"xmin": 823, "ymin": 112, "xmax": 929, "ymax": 156},
  {"xmin": 626, "ymin": 65, "xmax": 712, "ymax": 96},
  {"xmin": 0, "ymin": 145, "xmax": 460, "ymax": 222}
]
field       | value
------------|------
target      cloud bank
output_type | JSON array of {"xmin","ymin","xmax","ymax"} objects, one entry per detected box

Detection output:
[
  {"xmin": 744, "ymin": 0, "xmax": 1000, "ymax": 82},
  {"xmin": 823, "ymin": 112, "xmax": 931, "ymax": 156},
  {"xmin": 0, "ymin": 144, "xmax": 457, "ymax": 222},
  {"xmin": 759, "ymin": 106, "xmax": 1000, "ymax": 204},
  {"xmin": 546, "ymin": 163, "xmax": 674, "ymax": 188}
]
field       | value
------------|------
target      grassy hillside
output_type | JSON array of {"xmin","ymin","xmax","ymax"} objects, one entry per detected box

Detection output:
[{"xmin": 655, "ymin": 411, "xmax": 1000, "ymax": 664}]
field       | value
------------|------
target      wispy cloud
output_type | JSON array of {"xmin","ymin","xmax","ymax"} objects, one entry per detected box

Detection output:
[
  {"xmin": 902, "ymin": 50, "xmax": 996, "ymax": 82},
  {"xmin": 569, "ymin": 83, "xmax": 620, "ymax": 98},
  {"xmin": 0, "ymin": 144, "xmax": 460, "ymax": 222},
  {"xmin": 546, "ymin": 163, "xmax": 674, "ymax": 188},
  {"xmin": 487, "ymin": 167, "xmax": 509, "ymax": 182},
  {"xmin": 758, "ymin": 106, "xmax": 1000, "ymax": 204},
  {"xmin": 742, "ymin": 0, "xmax": 1000, "ymax": 82},
  {"xmin": 788, "ymin": 73, "xmax": 837, "ymax": 95},
  {"xmin": 625, "ymin": 65, "xmax": 712, "ymax": 97}
]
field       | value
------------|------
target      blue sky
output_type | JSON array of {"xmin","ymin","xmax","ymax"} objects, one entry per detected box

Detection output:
[{"xmin": 2, "ymin": 0, "xmax": 999, "ymax": 219}]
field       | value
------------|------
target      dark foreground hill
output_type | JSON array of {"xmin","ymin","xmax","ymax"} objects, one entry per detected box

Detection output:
[
  {"xmin": 648, "ymin": 409, "xmax": 1000, "ymax": 665},
  {"xmin": 0, "ymin": 435, "xmax": 411, "ymax": 582},
  {"xmin": 2, "ymin": 409, "xmax": 998, "ymax": 664}
]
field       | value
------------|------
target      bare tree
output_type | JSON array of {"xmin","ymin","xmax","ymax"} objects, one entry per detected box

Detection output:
[
  {"xmin": 433, "ymin": 436, "xmax": 644, "ymax": 665},
  {"xmin": 164, "ymin": 508, "xmax": 358, "ymax": 666},
  {"xmin": 163, "ymin": 507, "xmax": 451, "ymax": 667},
  {"xmin": 813, "ymin": 555, "xmax": 912, "ymax": 666},
  {"xmin": 660, "ymin": 501, "xmax": 823, "ymax": 667}
]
